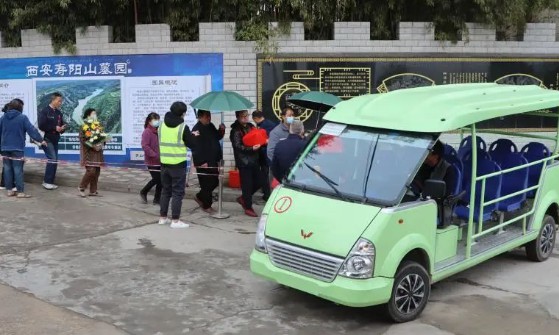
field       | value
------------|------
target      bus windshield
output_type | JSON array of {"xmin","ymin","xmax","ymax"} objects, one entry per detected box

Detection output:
[{"xmin": 286, "ymin": 123, "xmax": 433, "ymax": 206}]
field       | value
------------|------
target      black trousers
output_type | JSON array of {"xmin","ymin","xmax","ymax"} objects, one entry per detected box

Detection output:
[
  {"xmin": 141, "ymin": 165, "xmax": 162, "ymax": 202},
  {"xmin": 160, "ymin": 166, "xmax": 186, "ymax": 220},
  {"xmin": 196, "ymin": 165, "xmax": 219, "ymax": 209},
  {"xmin": 259, "ymin": 164, "xmax": 271, "ymax": 200},
  {"xmin": 239, "ymin": 166, "xmax": 262, "ymax": 210}
]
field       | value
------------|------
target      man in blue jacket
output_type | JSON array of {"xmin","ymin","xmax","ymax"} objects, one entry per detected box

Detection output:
[
  {"xmin": 272, "ymin": 120, "xmax": 306, "ymax": 182},
  {"xmin": 38, "ymin": 92, "xmax": 66, "ymax": 190},
  {"xmin": 0, "ymin": 99, "xmax": 46, "ymax": 198}
]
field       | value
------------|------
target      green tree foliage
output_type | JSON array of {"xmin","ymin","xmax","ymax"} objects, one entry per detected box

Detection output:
[{"xmin": 0, "ymin": 0, "xmax": 558, "ymax": 53}]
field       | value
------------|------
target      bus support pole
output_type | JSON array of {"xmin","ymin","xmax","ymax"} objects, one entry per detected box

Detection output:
[{"xmin": 466, "ymin": 124, "xmax": 478, "ymax": 259}]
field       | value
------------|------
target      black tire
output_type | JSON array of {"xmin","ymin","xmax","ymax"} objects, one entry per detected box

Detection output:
[
  {"xmin": 526, "ymin": 214, "xmax": 556, "ymax": 262},
  {"xmin": 386, "ymin": 261, "xmax": 431, "ymax": 323}
]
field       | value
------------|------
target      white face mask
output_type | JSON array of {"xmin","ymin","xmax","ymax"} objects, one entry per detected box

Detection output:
[{"xmin": 90, "ymin": 113, "xmax": 97, "ymax": 121}]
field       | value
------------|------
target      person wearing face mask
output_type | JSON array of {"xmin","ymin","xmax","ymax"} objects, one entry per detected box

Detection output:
[
  {"xmin": 230, "ymin": 110, "xmax": 263, "ymax": 217},
  {"xmin": 157, "ymin": 101, "xmax": 200, "ymax": 228},
  {"xmin": 140, "ymin": 112, "xmax": 162, "ymax": 205},
  {"xmin": 191, "ymin": 109, "xmax": 225, "ymax": 213},
  {"xmin": 78, "ymin": 108, "xmax": 105, "ymax": 197},
  {"xmin": 267, "ymin": 107, "xmax": 295, "ymax": 163}
]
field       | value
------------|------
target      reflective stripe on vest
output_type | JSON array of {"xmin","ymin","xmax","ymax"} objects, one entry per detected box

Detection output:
[{"xmin": 158, "ymin": 123, "xmax": 187, "ymax": 164}]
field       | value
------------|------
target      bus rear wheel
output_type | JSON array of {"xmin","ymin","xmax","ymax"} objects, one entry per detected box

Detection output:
[
  {"xmin": 526, "ymin": 214, "xmax": 556, "ymax": 262},
  {"xmin": 386, "ymin": 261, "xmax": 431, "ymax": 323}
]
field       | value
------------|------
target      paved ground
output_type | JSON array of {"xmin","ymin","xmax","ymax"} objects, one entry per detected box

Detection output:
[
  {"xmin": 19, "ymin": 158, "xmax": 251, "ymax": 202},
  {"xmin": 1, "ymin": 183, "xmax": 559, "ymax": 335}
]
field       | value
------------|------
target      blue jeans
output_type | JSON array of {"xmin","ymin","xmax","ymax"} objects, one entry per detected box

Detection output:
[
  {"xmin": 42, "ymin": 139, "xmax": 59, "ymax": 184},
  {"xmin": 2, "ymin": 151, "xmax": 24, "ymax": 192}
]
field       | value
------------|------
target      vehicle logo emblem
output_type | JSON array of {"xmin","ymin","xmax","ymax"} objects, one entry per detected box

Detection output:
[
  {"xmin": 274, "ymin": 196, "xmax": 293, "ymax": 213},
  {"xmin": 301, "ymin": 229, "xmax": 313, "ymax": 239}
]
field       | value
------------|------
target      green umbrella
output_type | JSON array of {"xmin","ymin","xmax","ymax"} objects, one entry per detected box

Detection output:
[
  {"xmin": 288, "ymin": 91, "xmax": 342, "ymax": 113},
  {"xmin": 190, "ymin": 91, "xmax": 254, "ymax": 112}
]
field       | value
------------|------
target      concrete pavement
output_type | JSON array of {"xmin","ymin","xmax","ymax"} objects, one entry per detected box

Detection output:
[
  {"xmin": 1, "ymin": 184, "xmax": 559, "ymax": 334},
  {"xmin": 19, "ymin": 158, "xmax": 249, "ymax": 202}
]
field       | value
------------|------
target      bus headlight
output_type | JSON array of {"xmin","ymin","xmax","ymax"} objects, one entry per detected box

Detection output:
[
  {"xmin": 255, "ymin": 214, "xmax": 268, "ymax": 253},
  {"xmin": 339, "ymin": 238, "xmax": 375, "ymax": 279}
]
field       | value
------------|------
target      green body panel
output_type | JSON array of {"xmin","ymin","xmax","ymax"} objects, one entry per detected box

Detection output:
[
  {"xmin": 324, "ymin": 84, "xmax": 559, "ymax": 133},
  {"xmin": 250, "ymin": 250, "xmax": 393, "ymax": 307},
  {"xmin": 362, "ymin": 201, "xmax": 437, "ymax": 277},
  {"xmin": 265, "ymin": 187, "xmax": 381, "ymax": 257},
  {"xmin": 431, "ymin": 232, "xmax": 539, "ymax": 283},
  {"xmin": 528, "ymin": 163, "xmax": 559, "ymax": 231},
  {"xmin": 435, "ymin": 226, "xmax": 459, "ymax": 263}
]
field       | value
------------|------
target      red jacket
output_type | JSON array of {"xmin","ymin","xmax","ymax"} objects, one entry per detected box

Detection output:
[{"xmin": 141, "ymin": 125, "xmax": 160, "ymax": 167}]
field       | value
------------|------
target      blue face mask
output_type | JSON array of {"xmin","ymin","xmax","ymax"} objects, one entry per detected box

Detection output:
[
  {"xmin": 286, "ymin": 116, "xmax": 294, "ymax": 124},
  {"xmin": 151, "ymin": 120, "xmax": 160, "ymax": 128}
]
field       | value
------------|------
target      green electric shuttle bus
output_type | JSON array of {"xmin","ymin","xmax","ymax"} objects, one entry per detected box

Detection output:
[{"xmin": 250, "ymin": 83, "xmax": 559, "ymax": 322}]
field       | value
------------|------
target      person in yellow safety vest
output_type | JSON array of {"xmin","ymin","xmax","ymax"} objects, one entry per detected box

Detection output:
[{"xmin": 157, "ymin": 101, "xmax": 200, "ymax": 228}]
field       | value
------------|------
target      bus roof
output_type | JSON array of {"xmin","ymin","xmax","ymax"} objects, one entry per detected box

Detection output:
[{"xmin": 323, "ymin": 83, "xmax": 559, "ymax": 133}]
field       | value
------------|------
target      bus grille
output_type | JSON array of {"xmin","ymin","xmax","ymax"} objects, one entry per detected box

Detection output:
[{"xmin": 266, "ymin": 239, "xmax": 345, "ymax": 282}]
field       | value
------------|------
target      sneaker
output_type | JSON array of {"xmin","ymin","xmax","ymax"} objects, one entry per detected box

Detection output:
[
  {"xmin": 16, "ymin": 193, "xmax": 31, "ymax": 198},
  {"xmin": 140, "ymin": 192, "xmax": 148, "ymax": 204},
  {"xmin": 78, "ymin": 187, "xmax": 86, "ymax": 198},
  {"xmin": 0, "ymin": 186, "xmax": 5, "ymax": 190},
  {"xmin": 7, "ymin": 191, "xmax": 16, "ymax": 197},
  {"xmin": 158, "ymin": 217, "xmax": 171, "ymax": 225},
  {"xmin": 170, "ymin": 220, "xmax": 190, "ymax": 229},
  {"xmin": 11, "ymin": 187, "xmax": 16, "ymax": 192},
  {"xmin": 236, "ymin": 196, "xmax": 246, "ymax": 210},
  {"xmin": 42, "ymin": 183, "xmax": 57, "ymax": 190},
  {"xmin": 245, "ymin": 208, "xmax": 258, "ymax": 217}
]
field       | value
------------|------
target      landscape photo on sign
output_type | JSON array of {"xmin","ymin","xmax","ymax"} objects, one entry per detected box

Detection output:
[{"xmin": 36, "ymin": 78, "xmax": 122, "ymax": 134}]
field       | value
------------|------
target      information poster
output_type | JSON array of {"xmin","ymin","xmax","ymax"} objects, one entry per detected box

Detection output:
[
  {"xmin": 258, "ymin": 56, "xmax": 559, "ymax": 130},
  {"xmin": 0, "ymin": 53, "xmax": 222, "ymax": 164}
]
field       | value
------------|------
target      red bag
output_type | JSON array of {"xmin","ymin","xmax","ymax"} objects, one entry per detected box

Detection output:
[{"xmin": 242, "ymin": 128, "xmax": 268, "ymax": 147}]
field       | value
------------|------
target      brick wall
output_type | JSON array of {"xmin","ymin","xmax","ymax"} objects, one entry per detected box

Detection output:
[{"xmin": 1, "ymin": 21, "xmax": 557, "ymax": 168}]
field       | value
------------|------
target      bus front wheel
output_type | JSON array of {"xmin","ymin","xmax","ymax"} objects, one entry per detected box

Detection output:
[
  {"xmin": 386, "ymin": 261, "xmax": 431, "ymax": 323},
  {"xmin": 526, "ymin": 214, "xmax": 556, "ymax": 262}
]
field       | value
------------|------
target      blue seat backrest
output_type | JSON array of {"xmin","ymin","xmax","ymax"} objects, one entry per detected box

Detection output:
[
  {"xmin": 499, "ymin": 153, "xmax": 529, "ymax": 202},
  {"xmin": 461, "ymin": 150, "xmax": 492, "ymax": 162},
  {"xmin": 462, "ymin": 158, "xmax": 502, "ymax": 212},
  {"xmin": 489, "ymin": 139, "xmax": 518, "ymax": 165},
  {"xmin": 444, "ymin": 144, "xmax": 458, "ymax": 157},
  {"xmin": 521, "ymin": 142, "xmax": 551, "ymax": 191},
  {"xmin": 449, "ymin": 163, "xmax": 462, "ymax": 195},
  {"xmin": 444, "ymin": 154, "xmax": 463, "ymax": 174},
  {"xmin": 458, "ymin": 136, "xmax": 487, "ymax": 160}
]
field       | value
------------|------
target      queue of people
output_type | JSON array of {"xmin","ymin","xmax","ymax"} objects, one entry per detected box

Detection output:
[{"xmin": 0, "ymin": 95, "xmax": 308, "ymax": 223}]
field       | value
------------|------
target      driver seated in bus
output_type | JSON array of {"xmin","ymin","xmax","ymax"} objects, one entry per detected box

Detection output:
[{"xmin": 408, "ymin": 140, "xmax": 456, "ymax": 200}]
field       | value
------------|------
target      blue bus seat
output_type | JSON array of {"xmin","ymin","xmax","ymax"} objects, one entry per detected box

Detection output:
[
  {"xmin": 455, "ymin": 158, "xmax": 502, "ymax": 222},
  {"xmin": 458, "ymin": 136, "xmax": 487, "ymax": 160},
  {"xmin": 521, "ymin": 142, "xmax": 551, "ymax": 197},
  {"xmin": 489, "ymin": 139, "xmax": 518, "ymax": 164},
  {"xmin": 497, "ymin": 153, "xmax": 529, "ymax": 212}
]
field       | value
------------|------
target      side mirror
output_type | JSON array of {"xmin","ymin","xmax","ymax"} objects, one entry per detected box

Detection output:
[{"xmin": 423, "ymin": 179, "xmax": 446, "ymax": 199}]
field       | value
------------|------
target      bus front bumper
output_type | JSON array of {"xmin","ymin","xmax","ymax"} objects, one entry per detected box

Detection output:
[{"xmin": 250, "ymin": 250, "xmax": 393, "ymax": 307}]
